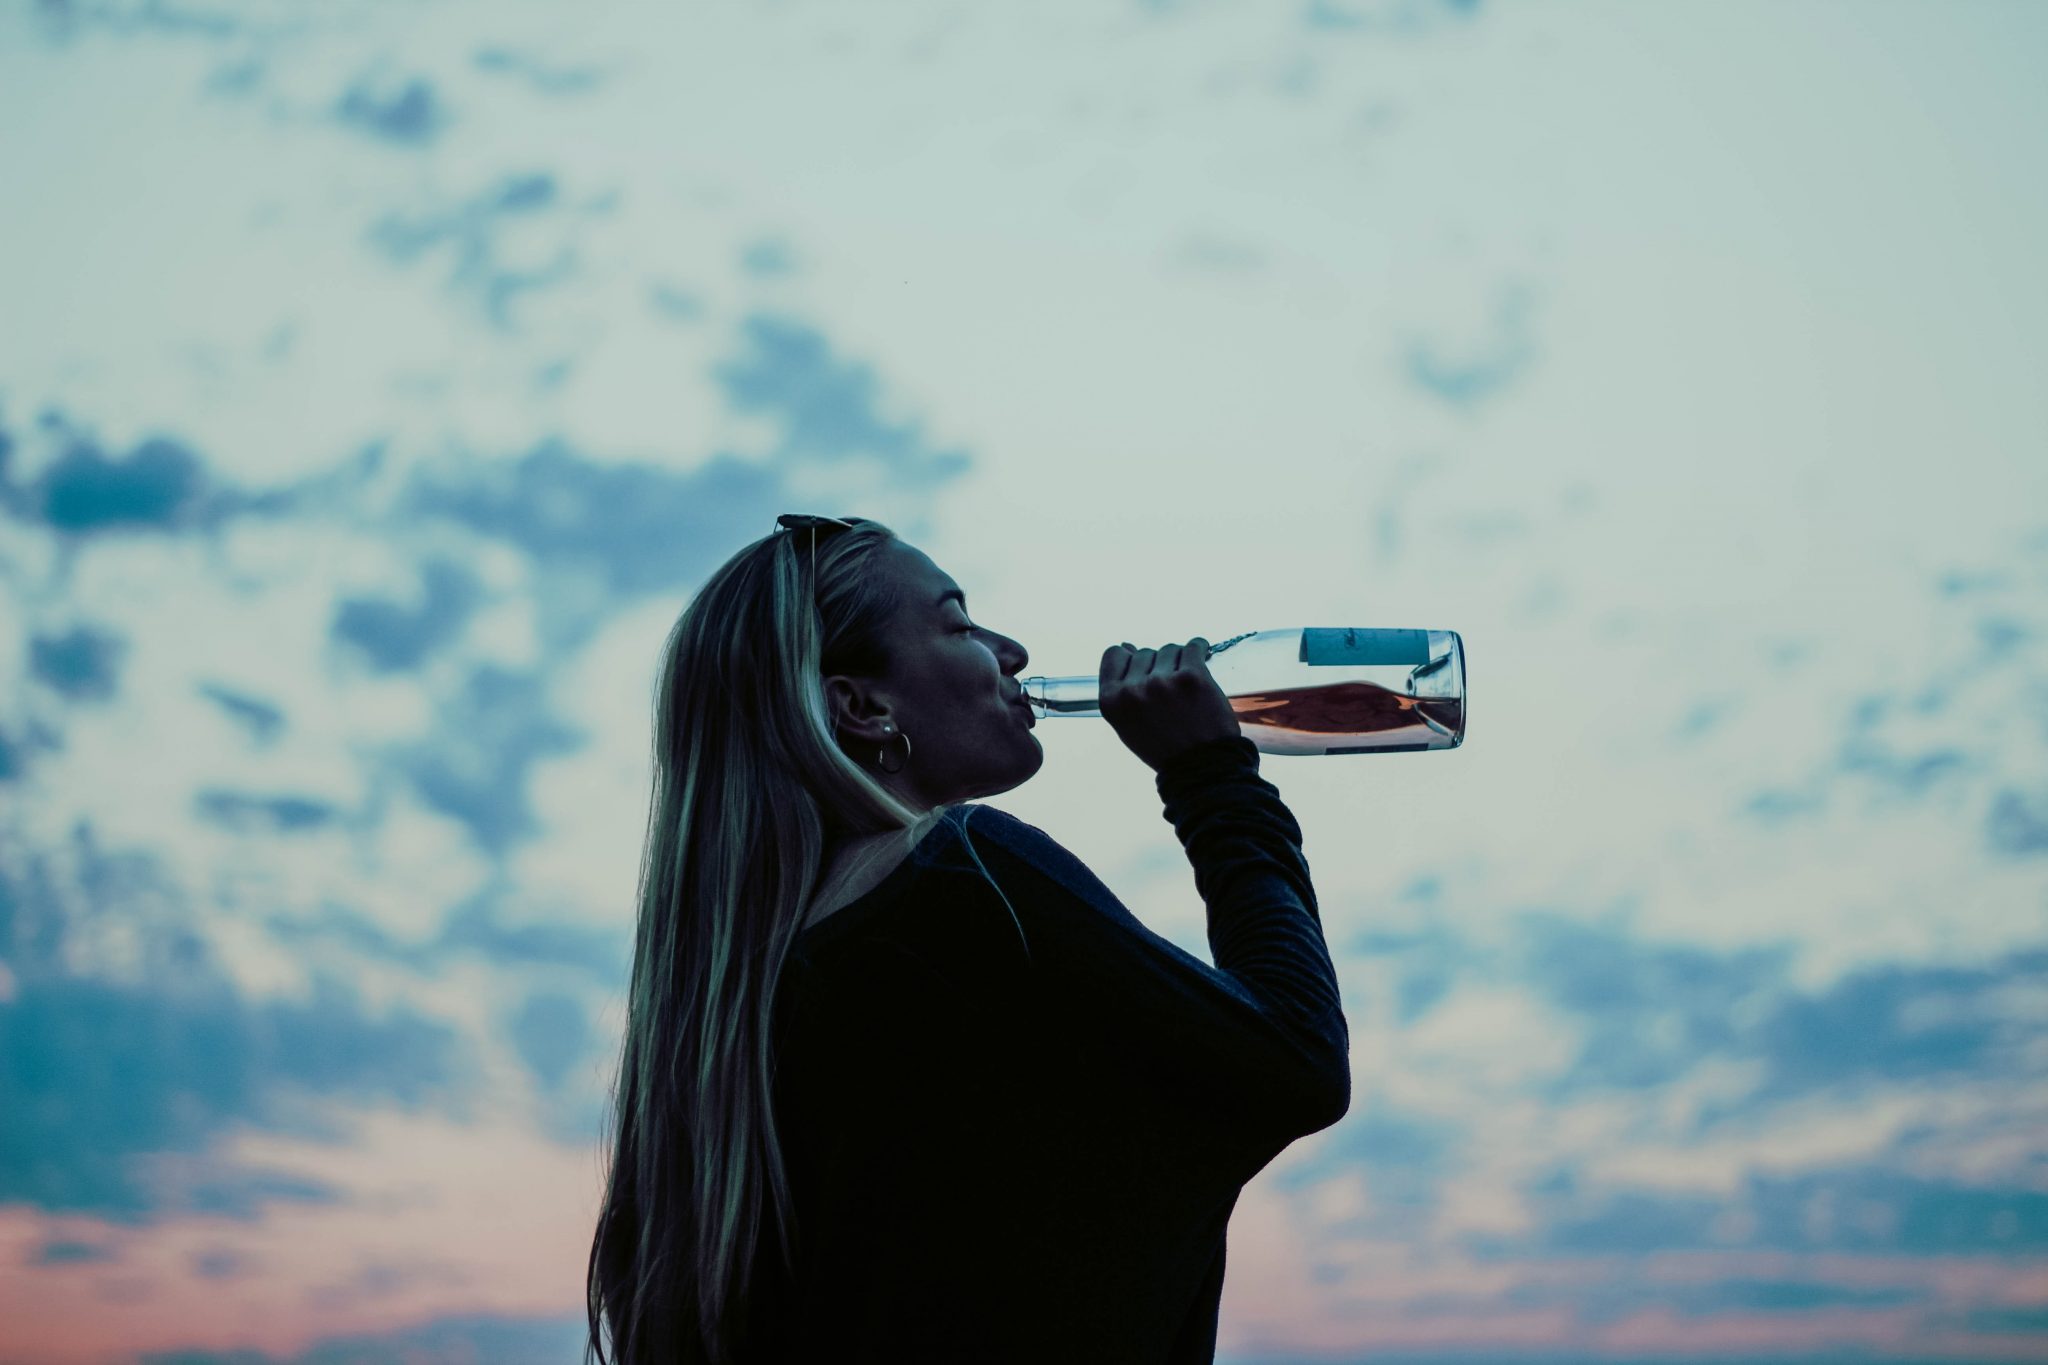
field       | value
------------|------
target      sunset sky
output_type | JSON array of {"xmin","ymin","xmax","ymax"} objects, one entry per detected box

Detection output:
[{"xmin": 3, "ymin": 1, "xmax": 2046, "ymax": 1361}]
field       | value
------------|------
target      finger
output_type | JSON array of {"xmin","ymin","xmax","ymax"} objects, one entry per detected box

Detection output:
[
  {"xmin": 1100, "ymin": 643, "xmax": 1133, "ymax": 685},
  {"xmin": 1156, "ymin": 643, "xmax": 1183, "ymax": 675},
  {"xmin": 1183, "ymin": 636, "xmax": 1212, "ymax": 670},
  {"xmin": 1126, "ymin": 646, "xmax": 1158, "ymax": 681}
]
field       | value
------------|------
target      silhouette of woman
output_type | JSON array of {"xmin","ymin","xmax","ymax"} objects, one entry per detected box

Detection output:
[{"xmin": 587, "ymin": 515, "xmax": 1349, "ymax": 1364}]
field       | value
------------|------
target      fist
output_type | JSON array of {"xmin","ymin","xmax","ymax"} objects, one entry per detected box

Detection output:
[{"xmin": 1098, "ymin": 638, "xmax": 1243, "ymax": 774}]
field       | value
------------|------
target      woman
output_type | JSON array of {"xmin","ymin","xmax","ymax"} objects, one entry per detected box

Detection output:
[{"xmin": 586, "ymin": 515, "xmax": 1350, "ymax": 1364}]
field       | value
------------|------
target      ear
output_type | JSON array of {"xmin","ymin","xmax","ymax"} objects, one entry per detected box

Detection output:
[{"xmin": 822, "ymin": 674, "xmax": 896, "ymax": 745}]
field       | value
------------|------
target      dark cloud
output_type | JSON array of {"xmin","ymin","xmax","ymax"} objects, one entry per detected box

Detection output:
[
  {"xmin": 263, "ymin": 900, "xmax": 626, "ymax": 985},
  {"xmin": 1497, "ymin": 1165, "xmax": 2048, "ymax": 1260},
  {"xmin": 366, "ymin": 173, "xmax": 581, "ymax": 327},
  {"xmin": 1403, "ymin": 286, "xmax": 1536, "ymax": 412},
  {"xmin": 142, "ymin": 1311, "xmax": 587, "ymax": 1365},
  {"xmin": 739, "ymin": 237, "xmax": 797, "ymax": 277},
  {"xmin": 396, "ymin": 665, "xmax": 583, "ymax": 854},
  {"xmin": 330, "ymin": 559, "xmax": 481, "ymax": 672},
  {"xmin": 401, "ymin": 316, "xmax": 969, "ymax": 595},
  {"xmin": 0, "ymin": 829, "xmax": 466, "ymax": 1221},
  {"xmin": 0, "ymin": 728, "xmax": 24, "ymax": 781},
  {"xmin": 1520, "ymin": 920, "xmax": 2045, "ymax": 1108},
  {"xmin": 407, "ymin": 441, "xmax": 783, "ymax": 596},
  {"xmin": 29, "ymin": 623, "xmax": 126, "ymax": 701},
  {"xmin": 196, "ymin": 683, "xmax": 286, "ymax": 745},
  {"xmin": 1344, "ymin": 906, "xmax": 1462, "ymax": 1025},
  {"xmin": 1988, "ymin": 787, "xmax": 2048, "ymax": 856},
  {"xmin": 0, "ymin": 970, "xmax": 458, "ymax": 1219},
  {"xmin": 1523, "ymin": 916, "xmax": 1787, "ymax": 1092},
  {"xmin": 335, "ymin": 72, "xmax": 446, "ymax": 144},
  {"xmin": 471, "ymin": 46, "xmax": 606, "ymax": 96},
  {"xmin": 509, "ymin": 991, "xmax": 591, "ymax": 1090},
  {"xmin": 0, "ymin": 413, "xmax": 290, "ymax": 540},
  {"xmin": 1399, "ymin": 1271, "xmax": 1921, "ymax": 1336},
  {"xmin": 193, "ymin": 791, "xmax": 340, "ymax": 834},
  {"xmin": 715, "ymin": 314, "xmax": 973, "ymax": 477},
  {"xmin": 30, "ymin": 1237, "xmax": 117, "ymax": 1266},
  {"xmin": 1305, "ymin": 1, "xmax": 1484, "ymax": 37},
  {"xmin": 1964, "ymin": 1303, "xmax": 2048, "ymax": 1333},
  {"xmin": 1837, "ymin": 693, "xmax": 1972, "ymax": 798},
  {"xmin": 647, "ymin": 282, "xmax": 706, "ymax": 323},
  {"xmin": 1742, "ymin": 954, "xmax": 2040, "ymax": 1104},
  {"xmin": 1663, "ymin": 1278, "xmax": 1918, "ymax": 1316},
  {"xmin": 34, "ymin": 434, "xmax": 202, "ymax": 532},
  {"xmin": 29, "ymin": 0, "xmax": 247, "ymax": 41},
  {"xmin": 191, "ymin": 1247, "xmax": 246, "ymax": 1279},
  {"xmin": 434, "ymin": 895, "xmax": 626, "ymax": 980},
  {"xmin": 1275, "ymin": 1099, "xmax": 1460, "ymax": 1229}
]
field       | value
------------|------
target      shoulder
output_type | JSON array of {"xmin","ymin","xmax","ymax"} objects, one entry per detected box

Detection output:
[{"xmin": 951, "ymin": 804, "xmax": 1133, "ymax": 924}]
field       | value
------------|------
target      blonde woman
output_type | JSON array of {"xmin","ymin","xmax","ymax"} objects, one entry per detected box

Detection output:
[{"xmin": 586, "ymin": 515, "xmax": 1350, "ymax": 1364}]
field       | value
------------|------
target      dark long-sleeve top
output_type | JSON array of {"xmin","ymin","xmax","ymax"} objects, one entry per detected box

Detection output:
[{"xmin": 754, "ymin": 736, "xmax": 1351, "ymax": 1363}]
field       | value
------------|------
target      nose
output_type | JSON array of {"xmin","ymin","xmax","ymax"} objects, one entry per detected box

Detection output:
[{"xmin": 996, "ymin": 631, "xmax": 1028, "ymax": 677}]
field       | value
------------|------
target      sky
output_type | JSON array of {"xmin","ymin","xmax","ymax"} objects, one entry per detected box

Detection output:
[{"xmin": 2, "ymin": 0, "xmax": 2046, "ymax": 1361}]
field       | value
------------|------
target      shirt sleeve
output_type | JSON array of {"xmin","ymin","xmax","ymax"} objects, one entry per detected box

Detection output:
[{"xmin": 1151, "ymin": 734, "xmax": 1351, "ymax": 1127}]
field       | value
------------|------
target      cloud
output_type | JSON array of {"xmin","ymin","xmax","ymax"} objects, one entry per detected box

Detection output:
[
  {"xmin": 1306, "ymin": 0, "xmax": 1485, "ymax": 37},
  {"xmin": 0, "ymin": 830, "xmax": 467, "ymax": 1221},
  {"xmin": 335, "ymin": 71, "xmax": 446, "ymax": 145},
  {"xmin": 1741, "ymin": 952, "xmax": 2042, "ymax": 1104},
  {"xmin": 1521, "ymin": 916, "xmax": 1788, "ymax": 1093},
  {"xmin": 647, "ymin": 282, "xmax": 706, "ymax": 323},
  {"xmin": 195, "ymin": 683, "xmax": 286, "ymax": 745},
  {"xmin": 739, "ymin": 237, "xmax": 798, "ymax": 278},
  {"xmin": 0, "ymin": 412, "xmax": 289, "ymax": 540},
  {"xmin": 192, "ymin": 791, "xmax": 340, "ymax": 834},
  {"xmin": 407, "ymin": 441, "xmax": 785, "ymax": 596},
  {"xmin": 1501, "ymin": 1164, "xmax": 2048, "ymax": 1259},
  {"xmin": 1988, "ymin": 786, "xmax": 2048, "ymax": 856},
  {"xmin": 30, "ymin": 1237, "xmax": 117, "ymax": 1266},
  {"xmin": 395, "ymin": 315, "xmax": 972, "ymax": 599},
  {"xmin": 330, "ymin": 559, "xmax": 481, "ymax": 673},
  {"xmin": 1519, "ymin": 919, "xmax": 2046, "ymax": 1110},
  {"xmin": 21, "ymin": 432, "xmax": 204, "ymax": 534},
  {"xmin": 395, "ymin": 665, "xmax": 584, "ymax": 854},
  {"xmin": 508, "ymin": 991, "xmax": 591, "ymax": 1090},
  {"xmin": 714, "ymin": 313, "xmax": 973, "ymax": 477},
  {"xmin": 366, "ymin": 172, "xmax": 585, "ymax": 326},
  {"xmin": 470, "ymin": 46, "xmax": 606, "ymax": 96},
  {"xmin": 0, "ymin": 972, "xmax": 457, "ymax": 1219},
  {"xmin": 28, "ymin": 623, "xmax": 125, "ymax": 701},
  {"xmin": 27, "ymin": 0, "xmax": 250, "ymax": 43},
  {"xmin": 263, "ymin": 898, "xmax": 626, "ymax": 987},
  {"xmin": 433, "ymin": 895, "xmax": 626, "ymax": 980},
  {"xmin": 140, "ymin": 1311, "xmax": 587, "ymax": 1365},
  {"xmin": 1404, "ymin": 286, "xmax": 1537, "ymax": 412}
]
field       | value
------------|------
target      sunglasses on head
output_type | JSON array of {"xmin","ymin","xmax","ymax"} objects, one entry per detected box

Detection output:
[{"xmin": 775, "ymin": 514, "xmax": 867, "ymax": 535}]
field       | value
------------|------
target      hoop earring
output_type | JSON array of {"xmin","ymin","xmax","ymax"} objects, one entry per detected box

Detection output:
[{"xmin": 877, "ymin": 724, "xmax": 911, "ymax": 775}]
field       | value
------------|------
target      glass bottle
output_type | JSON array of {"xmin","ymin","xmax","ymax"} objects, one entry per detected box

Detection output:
[{"xmin": 1023, "ymin": 628, "xmax": 1466, "ymax": 756}]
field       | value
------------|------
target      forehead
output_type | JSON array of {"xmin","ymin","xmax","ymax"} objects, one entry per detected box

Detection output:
[{"xmin": 882, "ymin": 541, "xmax": 962, "ymax": 608}]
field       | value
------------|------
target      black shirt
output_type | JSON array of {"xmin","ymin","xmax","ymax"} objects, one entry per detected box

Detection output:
[{"xmin": 758, "ymin": 736, "xmax": 1351, "ymax": 1363}]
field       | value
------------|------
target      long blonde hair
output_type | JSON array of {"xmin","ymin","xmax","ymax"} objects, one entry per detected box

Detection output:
[{"xmin": 584, "ymin": 518, "xmax": 1019, "ymax": 1364}]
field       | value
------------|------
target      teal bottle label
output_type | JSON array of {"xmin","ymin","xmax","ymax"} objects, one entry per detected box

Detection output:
[{"xmin": 1299, "ymin": 628, "xmax": 1431, "ymax": 666}]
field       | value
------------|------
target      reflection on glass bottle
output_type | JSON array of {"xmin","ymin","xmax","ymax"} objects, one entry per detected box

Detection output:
[{"xmin": 1023, "ymin": 627, "xmax": 1467, "ymax": 757}]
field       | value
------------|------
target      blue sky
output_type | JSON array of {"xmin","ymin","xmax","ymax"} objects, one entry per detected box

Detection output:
[{"xmin": 2, "ymin": 1, "xmax": 2045, "ymax": 1361}]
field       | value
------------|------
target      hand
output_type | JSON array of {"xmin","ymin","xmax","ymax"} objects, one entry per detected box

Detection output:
[{"xmin": 1098, "ymin": 638, "xmax": 1242, "ymax": 774}]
